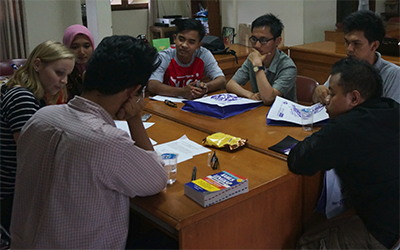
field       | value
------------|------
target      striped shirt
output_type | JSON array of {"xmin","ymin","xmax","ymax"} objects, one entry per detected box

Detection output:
[
  {"xmin": 11, "ymin": 96, "xmax": 168, "ymax": 249},
  {"xmin": 0, "ymin": 85, "xmax": 44, "ymax": 199}
]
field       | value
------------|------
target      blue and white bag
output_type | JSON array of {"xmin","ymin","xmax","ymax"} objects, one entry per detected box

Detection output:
[
  {"xmin": 181, "ymin": 93, "xmax": 263, "ymax": 119},
  {"xmin": 315, "ymin": 169, "xmax": 353, "ymax": 219}
]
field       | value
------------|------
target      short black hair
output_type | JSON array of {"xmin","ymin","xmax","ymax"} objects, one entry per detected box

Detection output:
[
  {"xmin": 175, "ymin": 19, "xmax": 206, "ymax": 41},
  {"xmin": 251, "ymin": 13, "xmax": 284, "ymax": 38},
  {"xmin": 331, "ymin": 57, "xmax": 383, "ymax": 100},
  {"xmin": 343, "ymin": 10, "xmax": 385, "ymax": 45},
  {"xmin": 84, "ymin": 35, "xmax": 160, "ymax": 95}
]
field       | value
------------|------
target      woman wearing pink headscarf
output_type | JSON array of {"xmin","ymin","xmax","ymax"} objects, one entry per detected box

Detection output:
[{"xmin": 63, "ymin": 24, "xmax": 95, "ymax": 101}]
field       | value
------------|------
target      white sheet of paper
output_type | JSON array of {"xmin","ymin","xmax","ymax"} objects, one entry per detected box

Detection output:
[
  {"xmin": 267, "ymin": 96, "xmax": 329, "ymax": 125},
  {"xmin": 190, "ymin": 93, "xmax": 262, "ymax": 107},
  {"xmin": 150, "ymin": 95, "xmax": 188, "ymax": 103},
  {"xmin": 154, "ymin": 135, "xmax": 211, "ymax": 164},
  {"xmin": 114, "ymin": 120, "xmax": 157, "ymax": 145}
]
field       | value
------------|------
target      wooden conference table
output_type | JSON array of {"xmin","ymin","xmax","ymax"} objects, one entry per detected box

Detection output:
[
  {"xmin": 290, "ymin": 40, "xmax": 400, "ymax": 84},
  {"xmin": 130, "ymin": 95, "xmax": 324, "ymax": 249},
  {"xmin": 131, "ymin": 114, "xmax": 303, "ymax": 249},
  {"xmin": 143, "ymin": 97, "xmax": 313, "ymax": 160}
]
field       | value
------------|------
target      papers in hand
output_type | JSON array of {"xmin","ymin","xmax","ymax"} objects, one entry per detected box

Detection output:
[{"xmin": 266, "ymin": 96, "xmax": 329, "ymax": 126}]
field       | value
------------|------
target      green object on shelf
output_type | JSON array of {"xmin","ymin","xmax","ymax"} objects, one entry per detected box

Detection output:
[{"xmin": 152, "ymin": 38, "xmax": 170, "ymax": 52}]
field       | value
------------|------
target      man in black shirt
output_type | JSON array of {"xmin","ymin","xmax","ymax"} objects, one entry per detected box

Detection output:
[{"xmin": 288, "ymin": 57, "xmax": 399, "ymax": 249}]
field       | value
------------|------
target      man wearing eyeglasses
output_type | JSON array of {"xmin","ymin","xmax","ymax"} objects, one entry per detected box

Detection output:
[
  {"xmin": 312, "ymin": 10, "xmax": 400, "ymax": 105},
  {"xmin": 226, "ymin": 13, "xmax": 297, "ymax": 105}
]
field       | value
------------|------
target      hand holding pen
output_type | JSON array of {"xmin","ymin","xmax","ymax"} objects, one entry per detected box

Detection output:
[{"xmin": 191, "ymin": 80, "xmax": 208, "ymax": 99}]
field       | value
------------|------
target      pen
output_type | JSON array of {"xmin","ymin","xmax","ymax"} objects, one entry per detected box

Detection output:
[
  {"xmin": 11, "ymin": 63, "xmax": 18, "ymax": 70},
  {"xmin": 196, "ymin": 80, "xmax": 207, "ymax": 90},
  {"xmin": 192, "ymin": 166, "xmax": 197, "ymax": 181}
]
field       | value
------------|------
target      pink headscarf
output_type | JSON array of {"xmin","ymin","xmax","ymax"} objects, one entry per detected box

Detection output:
[{"xmin": 63, "ymin": 24, "xmax": 95, "ymax": 74}]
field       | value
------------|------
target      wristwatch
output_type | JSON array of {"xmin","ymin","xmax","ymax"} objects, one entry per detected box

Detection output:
[{"xmin": 253, "ymin": 65, "xmax": 265, "ymax": 73}]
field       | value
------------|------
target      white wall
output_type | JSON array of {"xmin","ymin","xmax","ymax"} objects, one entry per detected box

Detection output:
[
  {"xmin": 24, "ymin": 0, "xmax": 82, "ymax": 53},
  {"xmin": 158, "ymin": 0, "xmax": 191, "ymax": 17},
  {"xmin": 112, "ymin": 9, "xmax": 148, "ymax": 37},
  {"xmin": 375, "ymin": 0, "xmax": 387, "ymax": 16},
  {"xmin": 23, "ymin": 0, "xmax": 390, "ymax": 53},
  {"xmin": 86, "ymin": 0, "xmax": 113, "ymax": 46},
  {"xmin": 220, "ymin": 0, "xmax": 337, "ymax": 46},
  {"xmin": 303, "ymin": 0, "xmax": 336, "ymax": 44},
  {"xmin": 238, "ymin": 0, "xmax": 304, "ymax": 46}
]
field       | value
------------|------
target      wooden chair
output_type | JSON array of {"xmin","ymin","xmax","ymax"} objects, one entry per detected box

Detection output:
[
  {"xmin": 296, "ymin": 75, "xmax": 319, "ymax": 106},
  {"xmin": 388, "ymin": 17, "xmax": 400, "ymax": 24}
]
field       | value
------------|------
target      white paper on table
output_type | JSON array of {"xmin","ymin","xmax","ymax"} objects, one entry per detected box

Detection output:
[
  {"xmin": 150, "ymin": 95, "xmax": 188, "ymax": 103},
  {"xmin": 189, "ymin": 93, "xmax": 262, "ymax": 107},
  {"xmin": 154, "ymin": 135, "xmax": 211, "ymax": 164},
  {"xmin": 267, "ymin": 96, "xmax": 329, "ymax": 125},
  {"xmin": 114, "ymin": 120, "xmax": 157, "ymax": 145}
]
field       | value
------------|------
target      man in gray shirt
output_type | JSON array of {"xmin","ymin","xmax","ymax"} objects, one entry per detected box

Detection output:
[
  {"xmin": 313, "ymin": 10, "xmax": 400, "ymax": 104},
  {"xmin": 226, "ymin": 13, "xmax": 297, "ymax": 105}
]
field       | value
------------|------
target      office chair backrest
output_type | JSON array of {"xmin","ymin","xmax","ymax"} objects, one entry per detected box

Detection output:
[{"xmin": 296, "ymin": 75, "xmax": 319, "ymax": 106}]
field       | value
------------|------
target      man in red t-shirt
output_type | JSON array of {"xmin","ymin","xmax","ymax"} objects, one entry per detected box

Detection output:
[{"xmin": 148, "ymin": 19, "xmax": 226, "ymax": 100}]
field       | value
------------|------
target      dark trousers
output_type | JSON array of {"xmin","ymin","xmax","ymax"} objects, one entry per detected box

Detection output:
[
  {"xmin": 1, "ymin": 195, "xmax": 13, "ymax": 234},
  {"xmin": 297, "ymin": 215, "xmax": 387, "ymax": 249}
]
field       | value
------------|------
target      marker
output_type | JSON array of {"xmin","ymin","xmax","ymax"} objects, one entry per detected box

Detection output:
[
  {"xmin": 11, "ymin": 64, "xmax": 18, "ymax": 70},
  {"xmin": 164, "ymin": 99, "xmax": 177, "ymax": 108},
  {"xmin": 191, "ymin": 166, "xmax": 197, "ymax": 181}
]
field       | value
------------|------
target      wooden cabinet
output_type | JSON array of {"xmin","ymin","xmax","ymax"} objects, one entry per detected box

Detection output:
[{"xmin": 191, "ymin": 0, "xmax": 222, "ymax": 38}]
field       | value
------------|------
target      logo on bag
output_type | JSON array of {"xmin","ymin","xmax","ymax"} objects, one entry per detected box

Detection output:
[{"xmin": 210, "ymin": 94, "xmax": 239, "ymax": 102}]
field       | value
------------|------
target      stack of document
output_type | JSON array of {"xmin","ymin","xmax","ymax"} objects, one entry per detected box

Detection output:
[{"xmin": 266, "ymin": 96, "xmax": 329, "ymax": 126}]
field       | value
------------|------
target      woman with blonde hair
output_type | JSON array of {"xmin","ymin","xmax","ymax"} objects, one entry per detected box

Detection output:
[{"xmin": 0, "ymin": 40, "xmax": 74, "ymax": 239}]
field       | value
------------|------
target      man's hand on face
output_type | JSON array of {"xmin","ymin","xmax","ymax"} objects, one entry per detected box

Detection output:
[
  {"xmin": 249, "ymin": 49, "xmax": 268, "ymax": 67},
  {"xmin": 315, "ymin": 85, "xmax": 331, "ymax": 105},
  {"xmin": 116, "ymin": 95, "xmax": 145, "ymax": 121}
]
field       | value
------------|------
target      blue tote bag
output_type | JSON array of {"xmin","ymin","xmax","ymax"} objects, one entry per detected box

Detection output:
[{"xmin": 181, "ymin": 93, "xmax": 263, "ymax": 119}]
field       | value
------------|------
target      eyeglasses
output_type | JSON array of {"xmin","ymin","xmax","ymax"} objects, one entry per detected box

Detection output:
[{"xmin": 249, "ymin": 36, "xmax": 275, "ymax": 45}]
